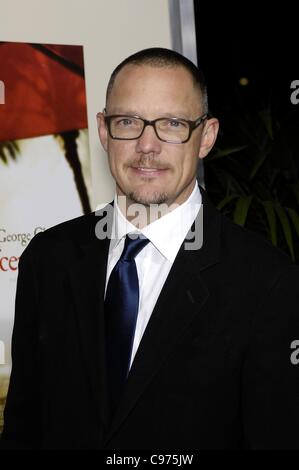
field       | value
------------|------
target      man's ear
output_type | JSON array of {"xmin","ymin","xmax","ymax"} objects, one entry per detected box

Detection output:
[
  {"xmin": 198, "ymin": 117, "xmax": 219, "ymax": 160},
  {"xmin": 97, "ymin": 112, "xmax": 108, "ymax": 152}
]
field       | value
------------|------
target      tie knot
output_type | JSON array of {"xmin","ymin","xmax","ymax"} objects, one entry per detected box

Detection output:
[{"xmin": 121, "ymin": 234, "xmax": 149, "ymax": 261}]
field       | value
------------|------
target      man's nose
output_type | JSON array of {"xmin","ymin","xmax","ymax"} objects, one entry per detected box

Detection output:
[{"xmin": 135, "ymin": 123, "xmax": 162, "ymax": 154}]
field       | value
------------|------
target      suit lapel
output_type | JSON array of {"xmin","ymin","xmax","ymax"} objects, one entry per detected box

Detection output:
[
  {"xmin": 104, "ymin": 189, "xmax": 222, "ymax": 445},
  {"xmin": 67, "ymin": 209, "xmax": 112, "ymax": 430}
]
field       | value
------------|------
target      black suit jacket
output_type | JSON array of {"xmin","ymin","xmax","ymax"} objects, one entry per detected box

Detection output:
[{"xmin": 1, "ymin": 189, "xmax": 299, "ymax": 449}]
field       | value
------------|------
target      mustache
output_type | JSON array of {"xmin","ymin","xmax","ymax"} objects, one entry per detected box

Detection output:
[{"xmin": 128, "ymin": 154, "xmax": 170, "ymax": 170}]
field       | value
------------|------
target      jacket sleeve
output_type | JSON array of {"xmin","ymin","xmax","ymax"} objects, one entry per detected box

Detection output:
[
  {"xmin": 0, "ymin": 234, "xmax": 43, "ymax": 449},
  {"xmin": 242, "ymin": 265, "xmax": 299, "ymax": 449}
]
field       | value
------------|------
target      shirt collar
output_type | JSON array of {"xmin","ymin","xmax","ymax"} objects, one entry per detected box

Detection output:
[{"xmin": 111, "ymin": 182, "xmax": 202, "ymax": 262}]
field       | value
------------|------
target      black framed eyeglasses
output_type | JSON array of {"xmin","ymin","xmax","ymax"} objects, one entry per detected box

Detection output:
[{"xmin": 100, "ymin": 111, "xmax": 208, "ymax": 144}]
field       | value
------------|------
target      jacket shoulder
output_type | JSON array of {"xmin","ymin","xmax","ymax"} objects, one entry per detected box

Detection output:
[
  {"xmin": 21, "ymin": 203, "xmax": 113, "ymax": 258},
  {"xmin": 220, "ymin": 211, "xmax": 293, "ymax": 272}
]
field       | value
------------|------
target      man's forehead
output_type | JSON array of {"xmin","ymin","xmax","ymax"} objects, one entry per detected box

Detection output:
[
  {"xmin": 114, "ymin": 62, "xmax": 194, "ymax": 84},
  {"xmin": 107, "ymin": 63, "xmax": 202, "ymax": 111}
]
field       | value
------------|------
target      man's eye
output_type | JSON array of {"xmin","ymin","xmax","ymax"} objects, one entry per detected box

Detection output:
[
  {"xmin": 168, "ymin": 119, "xmax": 187, "ymax": 128},
  {"xmin": 117, "ymin": 118, "xmax": 133, "ymax": 126}
]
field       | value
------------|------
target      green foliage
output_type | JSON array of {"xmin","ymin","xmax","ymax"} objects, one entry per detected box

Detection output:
[
  {"xmin": 205, "ymin": 106, "xmax": 299, "ymax": 262},
  {"xmin": 0, "ymin": 141, "xmax": 19, "ymax": 164}
]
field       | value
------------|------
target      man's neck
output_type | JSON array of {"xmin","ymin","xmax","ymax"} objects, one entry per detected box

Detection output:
[
  {"xmin": 116, "ymin": 196, "xmax": 177, "ymax": 229},
  {"xmin": 116, "ymin": 182, "xmax": 198, "ymax": 229}
]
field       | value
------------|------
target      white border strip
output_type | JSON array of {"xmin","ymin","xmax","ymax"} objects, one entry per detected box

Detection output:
[
  {"xmin": 168, "ymin": 0, "xmax": 204, "ymax": 185},
  {"xmin": 168, "ymin": 0, "xmax": 197, "ymax": 65}
]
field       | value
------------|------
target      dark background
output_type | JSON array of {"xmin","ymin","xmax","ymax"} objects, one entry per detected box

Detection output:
[
  {"xmin": 194, "ymin": 2, "xmax": 299, "ymax": 262},
  {"xmin": 194, "ymin": 3, "xmax": 297, "ymax": 115}
]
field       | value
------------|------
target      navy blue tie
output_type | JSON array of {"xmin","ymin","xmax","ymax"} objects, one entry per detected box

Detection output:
[{"xmin": 105, "ymin": 234, "xmax": 149, "ymax": 415}]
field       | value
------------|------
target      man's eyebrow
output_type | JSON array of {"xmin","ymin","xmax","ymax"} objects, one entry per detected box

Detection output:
[
  {"xmin": 107, "ymin": 109, "xmax": 191, "ymax": 120},
  {"xmin": 107, "ymin": 108, "xmax": 141, "ymax": 116},
  {"xmin": 156, "ymin": 112, "xmax": 190, "ymax": 120}
]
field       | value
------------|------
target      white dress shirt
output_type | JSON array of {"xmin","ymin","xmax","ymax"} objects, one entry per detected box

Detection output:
[{"xmin": 105, "ymin": 182, "xmax": 202, "ymax": 369}]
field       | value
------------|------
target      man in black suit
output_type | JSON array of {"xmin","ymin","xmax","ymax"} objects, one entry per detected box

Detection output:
[{"xmin": 1, "ymin": 48, "xmax": 299, "ymax": 450}]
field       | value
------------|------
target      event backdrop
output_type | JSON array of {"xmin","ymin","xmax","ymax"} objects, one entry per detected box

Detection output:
[{"xmin": 0, "ymin": 41, "xmax": 91, "ymax": 432}]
